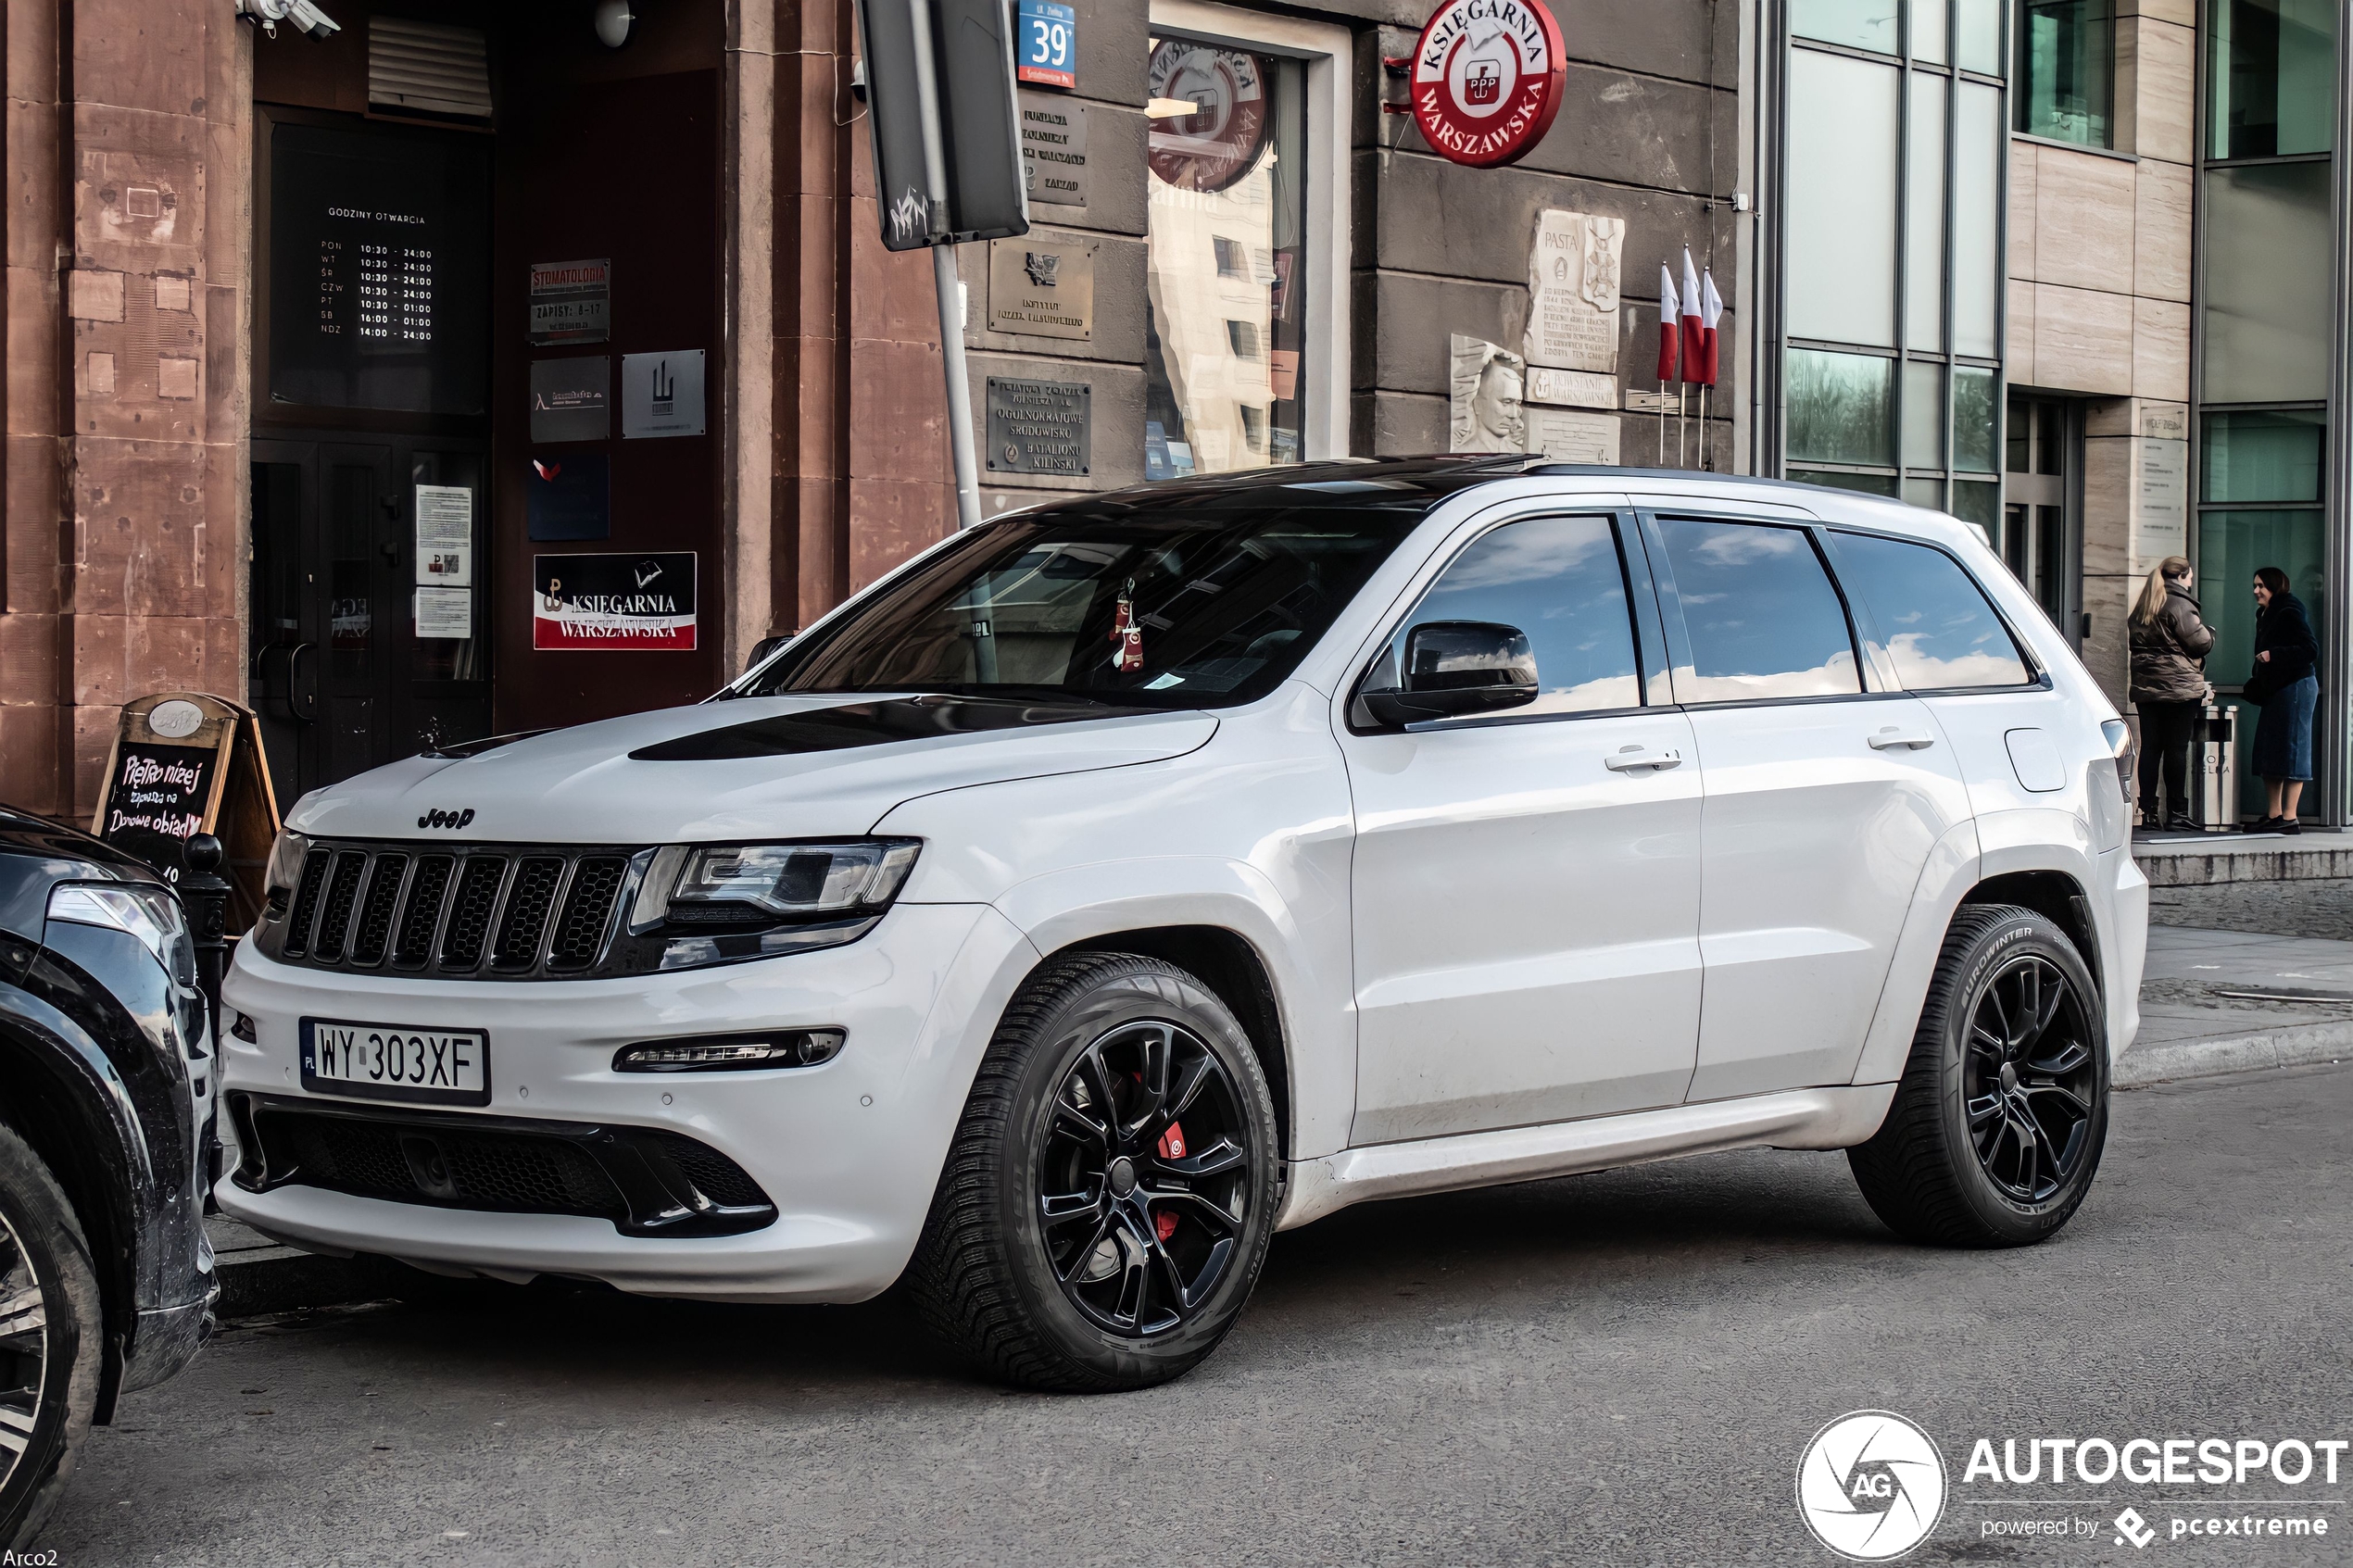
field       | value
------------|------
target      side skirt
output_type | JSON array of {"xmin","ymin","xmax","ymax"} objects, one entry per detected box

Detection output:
[{"xmin": 1276, "ymin": 1084, "xmax": 1898, "ymax": 1230}]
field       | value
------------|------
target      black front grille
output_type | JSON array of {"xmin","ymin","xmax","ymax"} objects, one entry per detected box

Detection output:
[
  {"xmin": 492, "ymin": 857, "xmax": 565, "ymax": 971},
  {"xmin": 262, "ymin": 841, "xmax": 637, "ymax": 981},
  {"xmin": 229, "ymin": 1094, "xmax": 774, "ymax": 1237},
  {"xmin": 441, "ymin": 855, "xmax": 509, "ymax": 970},
  {"xmin": 394, "ymin": 855, "xmax": 454, "ymax": 968},
  {"xmin": 351, "ymin": 853, "xmax": 407, "ymax": 965}
]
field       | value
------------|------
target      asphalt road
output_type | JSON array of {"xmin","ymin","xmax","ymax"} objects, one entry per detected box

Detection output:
[{"xmin": 49, "ymin": 1061, "xmax": 2353, "ymax": 1568}]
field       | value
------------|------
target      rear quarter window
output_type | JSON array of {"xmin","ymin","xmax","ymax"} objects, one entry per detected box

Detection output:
[{"xmin": 1827, "ymin": 530, "xmax": 2032, "ymax": 690}]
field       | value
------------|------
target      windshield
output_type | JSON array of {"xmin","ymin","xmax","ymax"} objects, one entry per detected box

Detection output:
[{"xmin": 732, "ymin": 492, "xmax": 1437, "ymax": 709}]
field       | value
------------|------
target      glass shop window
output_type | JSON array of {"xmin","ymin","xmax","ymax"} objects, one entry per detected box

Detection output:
[{"xmin": 1144, "ymin": 38, "xmax": 1308, "ymax": 480}]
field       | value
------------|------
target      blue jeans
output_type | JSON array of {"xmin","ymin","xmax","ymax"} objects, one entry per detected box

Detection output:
[{"xmin": 2253, "ymin": 673, "xmax": 2319, "ymax": 783}]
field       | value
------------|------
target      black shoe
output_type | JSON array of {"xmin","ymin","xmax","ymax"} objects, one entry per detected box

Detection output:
[
  {"xmin": 2165, "ymin": 815, "xmax": 2199, "ymax": 832},
  {"xmin": 2250, "ymin": 815, "xmax": 2284, "ymax": 832},
  {"xmin": 2282, "ymin": 818, "xmax": 2303, "ymax": 835}
]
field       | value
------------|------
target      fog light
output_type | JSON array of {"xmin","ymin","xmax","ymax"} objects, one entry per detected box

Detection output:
[
  {"xmin": 228, "ymin": 1010, "xmax": 258, "ymax": 1043},
  {"xmin": 612, "ymin": 1029, "xmax": 846, "ymax": 1073}
]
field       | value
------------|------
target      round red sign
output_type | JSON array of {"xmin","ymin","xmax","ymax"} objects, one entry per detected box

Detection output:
[
  {"xmin": 1409, "ymin": 0, "xmax": 1567, "ymax": 169},
  {"xmin": 1147, "ymin": 41, "xmax": 1272, "ymax": 194}
]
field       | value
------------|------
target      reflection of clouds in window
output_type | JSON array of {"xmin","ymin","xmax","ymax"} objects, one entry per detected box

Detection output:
[
  {"xmin": 1882, "ymin": 633, "xmax": 2026, "ymax": 689},
  {"xmin": 1517, "ymin": 672, "xmax": 1642, "ymax": 715},
  {"xmin": 1427, "ymin": 526, "xmax": 1614, "ymax": 593},
  {"xmin": 1685, "ymin": 524, "xmax": 1806, "ymax": 567},
  {"xmin": 1671, "ymin": 649, "xmax": 1860, "ymax": 703}
]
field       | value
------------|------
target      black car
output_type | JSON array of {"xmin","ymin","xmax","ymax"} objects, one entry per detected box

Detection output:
[{"xmin": 0, "ymin": 806, "xmax": 215, "ymax": 1544}]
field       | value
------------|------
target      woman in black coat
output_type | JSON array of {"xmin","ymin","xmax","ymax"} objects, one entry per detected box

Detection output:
[{"xmin": 2245, "ymin": 566, "xmax": 2320, "ymax": 832}]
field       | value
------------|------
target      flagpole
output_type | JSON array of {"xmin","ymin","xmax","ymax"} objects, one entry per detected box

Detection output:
[
  {"xmin": 1699, "ymin": 386, "xmax": 1709, "ymax": 470},
  {"xmin": 1677, "ymin": 384, "xmax": 1687, "ymax": 470},
  {"xmin": 1658, "ymin": 380, "xmax": 1667, "ymax": 465}
]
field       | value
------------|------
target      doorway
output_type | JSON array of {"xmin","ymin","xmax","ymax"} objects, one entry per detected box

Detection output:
[
  {"xmin": 2001, "ymin": 394, "xmax": 2080, "ymax": 638},
  {"xmin": 248, "ymin": 438, "xmax": 490, "ymax": 804}
]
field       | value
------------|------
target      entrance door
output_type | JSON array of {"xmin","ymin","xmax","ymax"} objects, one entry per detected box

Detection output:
[
  {"xmin": 248, "ymin": 438, "xmax": 489, "ymax": 801},
  {"xmin": 2001, "ymin": 395, "xmax": 2077, "ymax": 639},
  {"xmin": 1342, "ymin": 510, "xmax": 1705, "ymax": 1145}
]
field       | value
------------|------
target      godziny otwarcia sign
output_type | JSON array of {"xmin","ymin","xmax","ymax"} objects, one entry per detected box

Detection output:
[{"xmin": 1409, "ymin": 0, "xmax": 1567, "ymax": 169}]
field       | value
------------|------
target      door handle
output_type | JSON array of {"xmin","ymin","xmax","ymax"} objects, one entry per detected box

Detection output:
[
  {"xmin": 1869, "ymin": 727, "xmax": 1936, "ymax": 750},
  {"xmin": 1604, "ymin": 746, "xmax": 1682, "ymax": 772}
]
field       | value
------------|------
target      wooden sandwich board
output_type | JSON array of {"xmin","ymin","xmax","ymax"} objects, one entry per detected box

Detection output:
[{"xmin": 92, "ymin": 693, "xmax": 283, "ymax": 935}]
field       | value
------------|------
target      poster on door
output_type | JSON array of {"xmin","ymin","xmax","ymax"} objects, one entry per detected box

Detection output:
[{"xmin": 532, "ymin": 552, "xmax": 698, "ymax": 650}]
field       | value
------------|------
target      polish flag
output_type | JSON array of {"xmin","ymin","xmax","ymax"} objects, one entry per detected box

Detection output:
[
  {"xmin": 1656, "ymin": 263, "xmax": 1680, "ymax": 384},
  {"xmin": 1698, "ymin": 268, "xmax": 1724, "ymax": 386},
  {"xmin": 1680, "ymin": 248, "xmax": 1705, "ymax": 384}
]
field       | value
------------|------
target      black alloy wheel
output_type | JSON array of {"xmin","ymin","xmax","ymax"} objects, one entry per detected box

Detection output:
[
  {"xmin": 1960, "ymin": 952, "xmax": 2098, "ymax": 1202},
  {"xmin": 907, "ymin": 951, "xmax": 1280, "ymax": 1392},
  {"xmin": 1038, "ymin": 1020, "xmax": 1254, "ymax": 1336},
  {"xmin": 1849, "ymin": 904, "xmax": 2110, "ymax": 1248}
]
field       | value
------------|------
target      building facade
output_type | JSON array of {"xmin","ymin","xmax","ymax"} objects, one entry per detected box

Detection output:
[
  {"xmin": 0, "ymin": 0, "xmax": 1738, "ymax": 823},
  {"xmin": 3, "ymin": 0, "xmax": 2346, "ymax": 829}
]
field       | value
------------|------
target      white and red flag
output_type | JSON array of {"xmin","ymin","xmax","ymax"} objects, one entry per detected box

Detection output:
[
  {"xmin": 1656, "ymin": 263, "xmax": 1680, "ymax": 384},
  {"xmin": 1698, "ymin": 267, "xmax": 1724, "ymax": 386},
  {"xmin": 1680, "ymin": 248, "xmax": 1705, "ymax": 385}
]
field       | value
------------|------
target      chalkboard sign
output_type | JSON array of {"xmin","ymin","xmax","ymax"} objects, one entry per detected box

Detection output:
[
  {"xmin": 94, "ymin": 695, "xmax": 283, "ymax": 934},
  {"xmin": 268, "ymin": 121, "xmax": 491, "ymax": 415}
]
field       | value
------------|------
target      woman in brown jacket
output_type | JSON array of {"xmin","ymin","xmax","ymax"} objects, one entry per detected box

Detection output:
[{"xmin": 2128, "ymin": 555, "xmax": 2214, "ymax": 829}]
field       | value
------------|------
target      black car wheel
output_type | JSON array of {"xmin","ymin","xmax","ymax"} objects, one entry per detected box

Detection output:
[
  {"xmin": 907, "ymin": 952, "xmax": 1279, "ymax": 1392},
  {"xmin": 0, "ymin": 1120, "xmax": 104, "ymax": 1548},
  {"xmin": 1848, "ymin": 904, "xmax": 2109, "ymax": 1248}
]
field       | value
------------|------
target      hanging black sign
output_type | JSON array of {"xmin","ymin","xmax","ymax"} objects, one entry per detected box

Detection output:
[{"xmin": 856, "ymin": 0, "xmax": 1030, "ymax": 250}]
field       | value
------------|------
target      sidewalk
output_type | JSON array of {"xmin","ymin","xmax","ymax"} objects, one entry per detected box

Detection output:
[
  {"xmin": 204, "ymin": 922, "xmax": 2349, "ymax": 1315},
  {"xmin": 2121, "ymin": 924, "xmax": 2353, "ymax": 1086}
]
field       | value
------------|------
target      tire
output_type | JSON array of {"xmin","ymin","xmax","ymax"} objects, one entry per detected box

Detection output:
[
  {"xmin": 0, "ymin": 1120, "xmax": 105, "ymax": 1548},
  {"xmin": 906, "ymin": 952, "xmax": 1281, "ymax": 1392},
  {"xmin": 1849, "ymin": 904, "xmax": 2109, "ymax": 1248}
]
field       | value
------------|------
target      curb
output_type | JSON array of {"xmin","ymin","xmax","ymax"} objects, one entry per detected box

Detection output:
[{"xmin": 2113, "ymin": 1018, "xmax": 2353, "ymax": 1089}]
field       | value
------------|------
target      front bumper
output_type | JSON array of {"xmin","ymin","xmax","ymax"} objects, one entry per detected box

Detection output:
[{"xmin": 217, "ymin": 901, "xmax": 1038, "ymax": 1303}]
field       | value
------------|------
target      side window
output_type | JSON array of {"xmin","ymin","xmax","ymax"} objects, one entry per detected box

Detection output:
[
  {"xmin": 1828, "ymin": 531, "xmax": 2032, "ymax": 689},
  {"xmin": 1654, "ymin": 516, "xmax": 1862, "ymax": 702},
  {"xmin": 1397, "ymin": 515, "xmax": 1642, "ymax": 717}
]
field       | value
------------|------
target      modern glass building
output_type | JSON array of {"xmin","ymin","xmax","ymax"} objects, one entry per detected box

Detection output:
[
  {"xmin": 1758, "ymin": 0, "xmax": 2353, "ymax": 822},
  {"xmin": 1760, "ymin": 0, "xmax": 2012, "ymax": 536}
]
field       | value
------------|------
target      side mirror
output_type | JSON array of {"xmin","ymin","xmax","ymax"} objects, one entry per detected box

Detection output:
[
  {"xmin": 1359, "ymin": 621, "xmax": 1539, "ymax": 728},
  {"xmin": 744, "ymin": 633, "xmax": 791, "ymax": 676}
]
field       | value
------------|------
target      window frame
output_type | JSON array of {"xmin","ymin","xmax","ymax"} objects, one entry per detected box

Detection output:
[
  {"xmin": 1343, "ymin": 507, "xmax": 1664, "ymax": 735},
  {"xmin": 1637, "ymin": 509, "xmax": 1892, "ymax": 711},
  {"xmin": 1818, "ymin": 522, "xmax": 2047, "ymax": 696},
  {"xmin": 1145, "ymin": 0, "xmax": 1353, "ymax": 468}
]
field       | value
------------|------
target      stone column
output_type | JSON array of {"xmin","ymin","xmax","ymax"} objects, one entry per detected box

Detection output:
[{"xmin": 1, "ymin": 0, "xmax": 249, "ymax": 819}]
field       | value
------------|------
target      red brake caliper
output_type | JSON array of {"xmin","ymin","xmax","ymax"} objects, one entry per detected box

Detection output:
[{"xmin": 1153, "ymin": 1121, "xmax": 1186, "ymax": 1241}]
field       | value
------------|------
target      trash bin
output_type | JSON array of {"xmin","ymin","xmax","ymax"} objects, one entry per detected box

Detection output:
[{"xmin": 2193, "ymin": 697, "xmax": 2238, "ymax": 833}]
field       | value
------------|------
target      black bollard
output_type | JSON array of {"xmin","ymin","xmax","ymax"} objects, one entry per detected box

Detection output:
[{"xmin": 180, "ymin": 833, "xmax": 233, "ymax": 1040}]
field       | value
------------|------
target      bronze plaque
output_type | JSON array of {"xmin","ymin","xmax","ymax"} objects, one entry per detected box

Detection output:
[
  {"xmin": 988, "ymin": 237, "xmax": 1094, "ymax": 340},
  {"xmin": 986, "ymin": 378, "xmax": 1091, "ymax": 476}
]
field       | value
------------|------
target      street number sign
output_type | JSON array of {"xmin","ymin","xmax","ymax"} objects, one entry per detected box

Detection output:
[{"xmin": 1018, "ymin": 0, "xmax": 1076, "ymax": 88}]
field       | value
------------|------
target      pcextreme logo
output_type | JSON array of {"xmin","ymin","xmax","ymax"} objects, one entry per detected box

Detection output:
[{"xmin": 1797, "ymin": 1411, "xmax": 1948, "ymax": 1561}]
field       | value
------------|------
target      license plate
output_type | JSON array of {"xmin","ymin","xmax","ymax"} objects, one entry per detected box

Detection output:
[{"xmin": 300, "ymin": 1018, "xmax": 491, "ymax": 1108}]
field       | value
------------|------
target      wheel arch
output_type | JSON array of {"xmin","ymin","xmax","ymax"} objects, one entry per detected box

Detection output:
[
  {"xmin": 0, "ymin": 1005, "xmax": 145, "ymax": 1424},
  {"xmin": 1045, "ymin": 924, "xmax": 1293, "ymax": 1163},
  {"xmin": 1959, "ymin": 870, "xmax": 2103, "ymax": 1000}
]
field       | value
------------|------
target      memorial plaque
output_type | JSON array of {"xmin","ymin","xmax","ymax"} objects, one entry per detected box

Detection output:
[
  {"xmin": 1524, "ymin": 208, "xmax": 1624, "ymax": 374},
  {"xmin": 986, "ymin": 378, "xmax": 1091, "ymax": 476},
  {"xmin": 1525, "ymin": 408, "xmax": 1621, "ymax": 465},
  {"xmin": 1020, "ymin": 94, "xmax": 1089, "ymax": 207},
  {"xmin": 988, "ymin": 237, "xmax": 1095, "ymax": 340},
  {"xmin": 1526, "ymin": 365, "xmax": 1617, "ymax": 409}
]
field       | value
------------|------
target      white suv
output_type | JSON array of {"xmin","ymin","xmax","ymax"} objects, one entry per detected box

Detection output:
[{"xmin": 220, "ymin": 458, "xmax": 2146, "ymax": 1390}]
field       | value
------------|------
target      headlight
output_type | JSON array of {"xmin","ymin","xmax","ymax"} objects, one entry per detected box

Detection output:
[
  {"xmin": 47, "ymin": 882, "xmax": 197, "ymax": 988},
  {"xmin": 628, "ymin": 839, "xmax": 921, "ymax": 971},
  {"xmin": 264, "ymin": 828, "xmax": 311, "ymax": 912}
]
